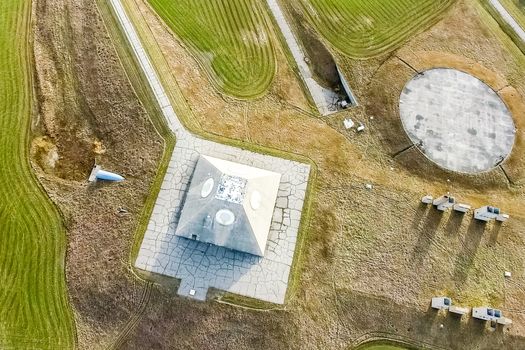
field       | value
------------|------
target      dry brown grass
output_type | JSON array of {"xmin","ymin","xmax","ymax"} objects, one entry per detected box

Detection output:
[
  {"xmin": 32, "ymin": 0, "xmax": 164, "ymax": 348},
  {"xmin": 30, "ymin": 0, "xmax": 525, "ymax": 348}
]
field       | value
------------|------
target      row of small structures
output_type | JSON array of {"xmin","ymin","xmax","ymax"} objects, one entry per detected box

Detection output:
[
  {"xmin": 421, "ymin": 193, "xmax": 510, "ymax": 223},
  {"xmin": 432, "ymin": 297, "xmax": 512, "ymax": 327},
  {"xmin": 427, "ymin": 193, "xmax": 512, "ymax": 329}
]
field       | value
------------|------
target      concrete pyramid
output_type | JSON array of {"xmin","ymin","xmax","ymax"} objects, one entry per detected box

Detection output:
[{"xmin": 175, "ymin": 155, "xmax": 281, "ymax": 256}]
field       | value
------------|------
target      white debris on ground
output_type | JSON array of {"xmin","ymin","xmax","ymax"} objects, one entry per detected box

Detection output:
[{"xmin": 343, "ymin": 118, "xmax": 354, "ymax": 129}]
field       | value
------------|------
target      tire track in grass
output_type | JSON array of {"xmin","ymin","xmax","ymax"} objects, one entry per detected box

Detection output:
[
  {"xmin": 108, "ymin": 282, "xmax": 152, "ymax": 350},
  {"xmin": 0, "ymin": 0, "xmax": 74, "ymax": 348}
]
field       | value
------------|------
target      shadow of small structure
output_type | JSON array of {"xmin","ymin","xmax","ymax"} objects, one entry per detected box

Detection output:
[{"xmin": 453, "ymin": 219, "xmax": 486, "ymax": 287}]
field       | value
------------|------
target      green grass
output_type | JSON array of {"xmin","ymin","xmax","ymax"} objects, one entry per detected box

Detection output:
[
  {"xmin": 296, "ymin": 0, "xmax": 455, "ymax": 58},
  {"xmin": 0, "ymin": 0, "xmax": 75, "ymax": 348},
  {"xmin": 147, "ymin": 0, "xmax": 276, "ymax": 98},
  {"xmin": 354, "ymin": 339, "xmax": 418, "ymax": 350}
]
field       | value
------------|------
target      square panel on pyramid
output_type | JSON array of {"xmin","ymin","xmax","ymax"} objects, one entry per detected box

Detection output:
[{"xmin": 175, "ymin": 155, "xmax": 281, "ymax": 256}]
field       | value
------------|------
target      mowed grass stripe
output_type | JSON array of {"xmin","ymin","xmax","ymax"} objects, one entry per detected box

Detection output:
[
  {"xmin": 346, "ymin": 1, "xmax": 444, "ymax": 46},
  {"xmin": 309, "ymin": 0, "xmax": 448, "ymax": 50},
  {"xmin": 308, "ymin": 0, "xmax": 412, "ymax": 42},
  {"xmin": 298, "ymin": 0, "xmax": 454, "ymax": 58},
  {"xmin": 0, "ymin": 0, "xmax": 74, "ymax": 348},
  {"xmin": 147, "ymin": 0, "xmax": 276, "ymax": 98},
  {"xmin": 0, "ymin": 0, "xmax": 66, "ymax": 338}
]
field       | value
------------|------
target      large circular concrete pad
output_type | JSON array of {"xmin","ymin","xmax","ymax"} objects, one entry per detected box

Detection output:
[{"xmin": 399, "ymin": 68, "xmax": 516, "ymax": 173}]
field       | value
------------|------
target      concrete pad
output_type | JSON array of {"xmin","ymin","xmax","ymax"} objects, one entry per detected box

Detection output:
[
  {"xmin": 399, "ymin": 68, "xmax": 516, "ymax": 173},
  {"xmin": 111, "ymin": 0, "xmax": 311, "ymax": 304}
]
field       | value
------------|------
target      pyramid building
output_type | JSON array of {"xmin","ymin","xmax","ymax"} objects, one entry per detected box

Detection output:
[{"xmin": 175, "ymin": 155, "xmax": 281, "ymax": 256}]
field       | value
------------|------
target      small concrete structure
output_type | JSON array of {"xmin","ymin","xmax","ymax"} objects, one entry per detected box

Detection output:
[
  {"xmin": 399, "ymin": 68, "xmax": 516, "ymax": 173},
  {"xmin": 433, "ymin": 194, "xmax": 455, "ymax": 211},
  {"xmin": 421, "ymin": 195, "xmax": 433, "ymax": 204},
  {"xmin": 504, "ymin": 271, "xmax": 512, "ymax": 278},
  {"xmin": 174, "ymin": 155, "xmax": 281, "ymax": 257},
  {"xmin": 431, "ymin": 297, "xmax": 470, "ymax": 316},
  {"xmin": 336, "ymin": 65, "xmax": 358, "ymax": 106},
  {"xmin": 472, "ymin": 307, "xmax": 512, "ymax": 325},
  {"xmin": 474, "ymin": 206, "xmax": 502, "ymax": 222},
  {"xmin": 449, "ymin": 305, "xmax": 470, "ymax": 316},
  {"xmin": 453, "ymin": 203, "xmax": 471, "ymax": 213},
  {"xmin": 498, "ymin": 317, "xmax": 513, "ymax": 325},
  {"xmin": 432, "ymin": 296, "xmax": 451, "ymax": 310},
  {"xmin": 496, "ymin": 213, "xmax": 510, "ymax": 222}
]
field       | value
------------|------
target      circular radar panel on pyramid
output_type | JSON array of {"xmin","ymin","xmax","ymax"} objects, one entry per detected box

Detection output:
[
  {"xmin": 216, "ymin": 209, "xmax": 235, "ymax": 226},
  {"xmin": 399, "ymin": 68, "xmax": 516, "ymax": 173}
]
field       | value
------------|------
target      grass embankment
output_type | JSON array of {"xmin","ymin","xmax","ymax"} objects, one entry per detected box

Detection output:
[
  {"xmin": 0, "ymin": 0, "xmax": 74, "ymax": 348},
  {"xmin": 296, "ymin": 0, "xmax": 454, "ymax": 58},
  {"xmin": 147, "ymin": 0, "xmax": 276, "ymax": 99},
  {"xmin": 481, "ymin": 0, "xmax": 525, "ymax": 54},
  {"xmin": 499, "ymin": 0, "xmax": 525, "ymax": 30},
  {"xmin": 357, "ymin": 346, "xmax": 409, "ymax": 350}
]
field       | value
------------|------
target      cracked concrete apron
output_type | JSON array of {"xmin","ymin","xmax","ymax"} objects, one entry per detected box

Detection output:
[{"xmin": 109, "ymin": 0, "xmax": 310, "ymax": 303}]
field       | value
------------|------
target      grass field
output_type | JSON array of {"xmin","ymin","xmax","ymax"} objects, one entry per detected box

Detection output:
[
  {"xmin": 295, "ymin": 0, "xmax": 454, "ymax": 58},
  {"xmin": 0, "ymin": 0, "xmax": 74, "ymax": 348},
  {"xmin": 147, "ymin": 0, "xmax": 276, "ymax": 98},
  {"xmin": 21, "ymin": 0, "xmax": 525, "ymax": 347}
]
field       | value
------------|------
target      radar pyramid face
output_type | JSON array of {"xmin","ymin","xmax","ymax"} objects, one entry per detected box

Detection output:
[{"xmin": 175, "ymin": 155, "xmax": 281, "ymax": 256}]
